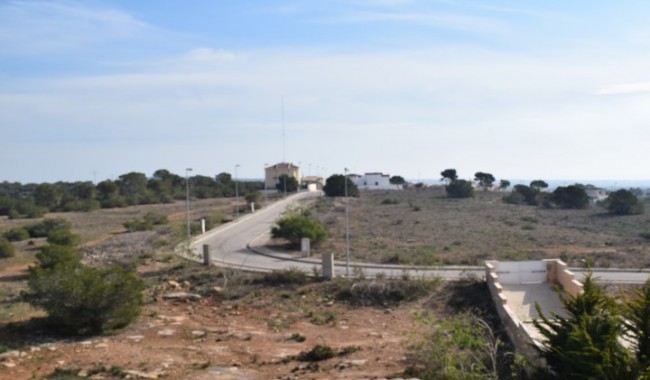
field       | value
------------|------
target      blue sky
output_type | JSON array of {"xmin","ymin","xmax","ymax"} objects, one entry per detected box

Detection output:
[{"xmin": 2, "ymin": 0, "xmax": 650, "ymax": 183}]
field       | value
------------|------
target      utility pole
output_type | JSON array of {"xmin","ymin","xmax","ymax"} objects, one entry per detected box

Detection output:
[
  {"xmin": 344, "ymin": 167, "xmax": 350, "ymax": 277},
  {"xmin": 185, "ymin": 168, "xmax": 193, "ymax": 248}
]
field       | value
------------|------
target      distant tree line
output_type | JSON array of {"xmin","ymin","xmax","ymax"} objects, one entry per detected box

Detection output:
[{"xmin": 0, "ymin": 169, "xmax": 263, "ymax": 219}]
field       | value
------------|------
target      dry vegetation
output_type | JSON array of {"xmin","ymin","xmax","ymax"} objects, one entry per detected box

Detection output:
[
  {"xmin": 2, "ymin": 187, "xmax": 648, "ymax": 378},
  {"xmin": 0, "ymin": 196, "xmax": 514, "ymax": 379},
  {"xmin": 312, "ymin": 186, "xmax": 650, "ymax": 268}
]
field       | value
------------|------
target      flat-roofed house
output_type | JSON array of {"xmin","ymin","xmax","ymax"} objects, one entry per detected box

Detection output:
[{"xmin": 349, "ymin": 172, "xmax": 397, "ymax": 190}]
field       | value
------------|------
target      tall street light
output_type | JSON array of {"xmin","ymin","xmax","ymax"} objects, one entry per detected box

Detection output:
[
  {"xmin": 264, "ymin": 163, "xmax": 269, "ymax": 205},
  {"xmin": 344, "ymin": 167, "xmax": 350, "ymax": 277},
  {"xmin": 185, "ymin": 168, "xmax": 193, "ymax": 248},
  {"xmin": 235, "ymin": 164, "xmax": 240, "ymax": 221}
]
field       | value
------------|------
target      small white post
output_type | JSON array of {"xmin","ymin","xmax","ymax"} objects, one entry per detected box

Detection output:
[
  {"xmin": 201, "ymin": 218, "xmax": 206, "ymax": 234},
  {"xmin": 301, "ymin": 237, "xmax": 310, "ymax": 257}
]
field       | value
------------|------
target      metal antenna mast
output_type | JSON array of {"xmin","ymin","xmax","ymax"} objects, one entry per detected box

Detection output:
[{"xmin": 282, "ymin": 96, "xmax": 286, "ymax": 163}]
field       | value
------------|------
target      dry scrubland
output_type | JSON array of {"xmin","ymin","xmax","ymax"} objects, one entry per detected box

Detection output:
[
  {"xmin": 312, "ymin": 186, "xmax": 650, "ymax": 268},
  {"xmin": 0, "ymin": 196, "xmax": 511, "ymax": 379},
  {"xmin": 2, "ymin": 187, "xmax": 648, "ymax": 378}
]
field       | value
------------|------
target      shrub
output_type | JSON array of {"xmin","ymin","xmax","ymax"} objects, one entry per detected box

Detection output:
[
  {"xmin": 123, "ymin": 218, "xmax": 153, "ymax": 232},
  {"xmin": 4, "ymin": 227, "xmax": 30, "ymax": 242},
  {"xmin": 26, "ymin": 218, "xmax": 71, "ymax": 238},
  {"xmin": 502, "ymin": 191, "xmax": 525, "ymax": 205},
  {"xmin": 606, "ymin": 189, "xmax": 645, "ymax": 215},
  {"xmin": 35, "ymin": 244, "xmax": 82, "ymax": 269},
  {"xmin": 551, "ymin": 185, "xmax": 589, "ymax": 209},
  {"xmin": 143, "ymin": 212, "xmax": 168, "ymax": 225},
  {"xmin": 0, "ymin": 239, "xmax": 15, "ymax": 258},
  {"xmin": 445, "ymin": 180, "xmax": 474, "ymax": 198},
  {"xmin": 25, "ymin": 262, "xmax": 145, "ymax": 335},
  {"xmin": 336, "ymin": 278, "xmax": 440, "ymax": 306},
  {"xmin": 271, "ymin": 213, "xmax": 327, "ymax": 247},
  {"xmin": 245, "ymin": 191, "xmax": 262, "ymax": 205},
  {"xmin": 260, "ymin": 268, "xmax": 309, "ymax": 285},
  {"xmin": 323, "ymin": 174, "xmax": 360, "ymax": 197},
  {"xmin": 297, "ymin": 344, "xmax": 336, "ymax": 362},
  {"xmin": 46, "ymin": 229, "xmax": 81, "ymax": 246}
]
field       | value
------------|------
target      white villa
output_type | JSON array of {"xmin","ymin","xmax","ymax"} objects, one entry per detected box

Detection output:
[{"xmin": 348, "ymin": 172, "xmax": 399, "ymax": 190}]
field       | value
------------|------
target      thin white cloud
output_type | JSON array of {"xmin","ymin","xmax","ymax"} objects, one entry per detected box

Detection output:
[
  {"xmin": 320, "ymin": 10, "xmax": 506, "ymax": 33},
  {"xmin": 596, "ymin": 81, "xmax": 650, "ymax": 95},
  {"xmin": 0, "ymin": 0, "xmax": 154, "ymax": 54}
]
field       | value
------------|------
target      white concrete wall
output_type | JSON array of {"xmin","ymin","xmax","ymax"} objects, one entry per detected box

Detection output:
[{"xmin": 485, "ymin": 261, "xmax": 544, "ymax": 367}]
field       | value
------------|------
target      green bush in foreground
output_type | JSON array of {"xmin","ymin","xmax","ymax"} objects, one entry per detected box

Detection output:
[{"xmin": 24, "ymin": 262, "xmax": 145, "ymax": 335}]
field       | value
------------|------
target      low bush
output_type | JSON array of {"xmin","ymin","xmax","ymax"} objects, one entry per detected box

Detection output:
[
  {"xmin": 336, "ymin": 278, "xmax": 440, "ymax": 307},
  {"xmin": 26, "ymin": 218, "xmax": 71, "ymax": 238},
  {"xmin": 4, "ymin": 227, "xmax": 30, "ymax": 242},
  {"xmin": 260, "ymin": 268, "xmax": 309, "ymax": 285},
  {"xmin": 271, "ymin": 213, "xmax": 327, "ymax": 247},
  {"xmin": 0, "ymin": 239, "xmax": 15, "ymax": 258},
  {"xmin": 445, "ymin": 180, "xmax": 474, "ymax": 199},
  {"xmin": 46, "ymin": 229, "xmax": 81, "ymax": 246},
  {"xmin": 24, "ymin": 261, "xmax": 145, "ymax": 335},
  {"xmin": 35, "ymin": 244, "xmax": 82, "ymax": 269},
  {"xmin": 297, "ymin": 344, "xmax": 336, "ymax": 362}
]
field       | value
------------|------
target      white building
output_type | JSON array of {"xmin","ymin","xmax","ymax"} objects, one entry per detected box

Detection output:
[{"xmin": 349, "ymin": 172, "xmax": 398, "ymax": 190}]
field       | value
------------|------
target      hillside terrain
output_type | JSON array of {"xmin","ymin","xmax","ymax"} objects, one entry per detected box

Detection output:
[{"xmin": 2, "ymin": 187, "xmax": 647, "ymax": 378}]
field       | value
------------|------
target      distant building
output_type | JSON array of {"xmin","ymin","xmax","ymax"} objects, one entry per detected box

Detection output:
[
  {"xmin": 349, "ymin": 172, "xmax": 398, "ymax": 190},
  {"xmin": 265, "ymin": 163, "xmax": 301, "ymax": 190},
  {"xmin": 584, "ymin": 185, "xmax": 608, "ymax": 203},
  {"xmin": 301, "ymin": 175, "xmax": 325, "ymax": 188}
]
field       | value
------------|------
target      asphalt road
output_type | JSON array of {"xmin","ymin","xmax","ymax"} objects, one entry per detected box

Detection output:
[{"xmin": 189, "ymin": 193, "xmax": 650, "ymax": 284}]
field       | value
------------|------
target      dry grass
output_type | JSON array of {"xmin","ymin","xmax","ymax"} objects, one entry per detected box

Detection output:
[{"xmin": 312, "ymin": 186, "xmax": 650, "ymax": 268}]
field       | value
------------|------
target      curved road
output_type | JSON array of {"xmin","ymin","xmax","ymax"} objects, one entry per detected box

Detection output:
[{"xmin": 189, "ymin": 193, "xmax": 650, "ymax": 283}]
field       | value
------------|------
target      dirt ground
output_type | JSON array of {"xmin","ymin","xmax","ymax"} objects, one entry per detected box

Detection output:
[{"xmin": 0, "ymin": 268, "xmax": 422, "ymax": 379}]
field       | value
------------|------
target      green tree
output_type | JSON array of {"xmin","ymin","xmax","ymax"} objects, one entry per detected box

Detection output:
[
  {"xmin": 552, "ymin": 185, "xmax": 589, "ymax": 209},
  {"xmin": 216, "ymin": 172, "xmax": 232, "ymax": 184},
  {"xmin": 25, "ymin": 262, "xmax": 145, "ymax": 335},
  {"xmin": 440, "ymin": 169, "xmax": 458, "ymax": 183},
  {"xmin": 445, "ymin": 179, "xmax": 474, "ymax": 198},
  {"xmin": 96, "ymin": 180, "xmax": 125, "ymax": 208},
  {"xmin": 533, "ymin": 273, "xmax": 632, "ymax": 379},
  {"xmin": 271, "ymin": 213, "xmax": 328, "ymax": 247},
  {"xmin": 498, "ymin": 179, "xmax": 510, "ymax": 191},
  {"xmin": 624, "ymin": 279, "xmax": 650, "ymax": 372},
  {"xmin": 275, "ymin": 174, "xmax": 299, "ymax": 193},
  {"xmin": 33, "ymin": 183, "xmax": 63, "ymax": 210},
  {"xmin": 323, "ymin": 174, "xmax": 360, "ymax": 197},
  {"xmin": 530, "ymin": 180, "xmax": 549, "ymax": 191},
  {"xmin": 474, "ymin": 172, "xmax": 495, "ymax": 191},
  {"xmin": 607, "ymin": 189, "xmax": 645, "ymax": 215},
  {"xmin": 245, "ymin": 191, "xmax": 262, "ymax": 205},
  {"xmin": 116, "ymin": 172, "xmax": 149, "ymax": 205},
  {"xmin": 389, "ymin": 175, "xmax": 406, "ymax": 185}
]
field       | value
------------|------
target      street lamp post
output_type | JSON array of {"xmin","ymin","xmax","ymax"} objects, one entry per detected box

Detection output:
[
  {"xmin": 185, "ymin": 168, "xmax": 193, "ymax": 248},
  {"xmin": 264, "ymin": 163, "xmax": 269, "ymax": 205},
  {"xmin": 344, "ymin": 167, "xmax": 350, "ymax": 277},
  {"xmin": 235, "ymin": 164, "xmax": 240, "ymax": 221}
]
